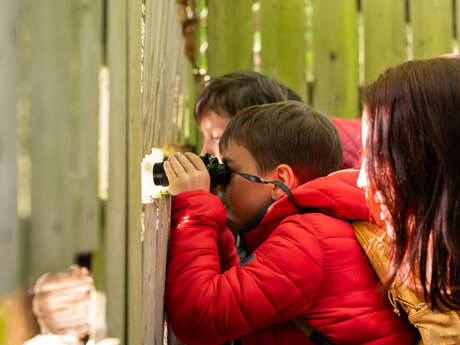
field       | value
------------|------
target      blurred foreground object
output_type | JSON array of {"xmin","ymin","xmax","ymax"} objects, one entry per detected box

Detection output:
[
  {"xmin": 0, "ymin": 289, "xmax": 39, "ymax": 345},
  {"xmin": 23, "ymin": 334, "xmax": 82, "ymax": 345},
  {"xmin": 23, "ymin": 266, "xmax": 119, "ymax": 345},
  {"xmin": 32, "ymin": 266, "xmax": 93, "ymax": 339}
]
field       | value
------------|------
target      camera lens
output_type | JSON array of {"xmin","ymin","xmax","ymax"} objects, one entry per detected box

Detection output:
[{"xmin": 152, "ymin": 161, "xmax": 169, "ymax": 186}]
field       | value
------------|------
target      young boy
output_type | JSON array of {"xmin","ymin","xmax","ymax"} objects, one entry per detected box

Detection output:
[
  {"xmin": 195, "ymin": 70, "xmax": 362, "ymax": 169},
  {"xmin": 164, "ymin": 101, "xmax": 416, "ymax": 345}
]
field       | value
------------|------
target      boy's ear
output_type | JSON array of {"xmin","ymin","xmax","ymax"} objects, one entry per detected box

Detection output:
[{"xmin": 271, "ymin": 164, "xmax": 301, "ymax": 201}]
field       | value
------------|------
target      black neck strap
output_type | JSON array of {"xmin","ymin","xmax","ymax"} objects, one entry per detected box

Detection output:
[{"xmin": 233, "ymin": 172, "xmax": 316, "ymax": 213}]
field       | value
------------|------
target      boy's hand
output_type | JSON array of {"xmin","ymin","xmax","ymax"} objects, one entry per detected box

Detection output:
[{"xmin": 163, "ymin": 152, "xmax": 210, "ymax": 195}]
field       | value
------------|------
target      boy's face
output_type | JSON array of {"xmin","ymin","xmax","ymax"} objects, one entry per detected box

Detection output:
[
  {"xmin": 221, "ymin": 140, "xmax": 275, "ymax": 233},
  {"xmin": 199, "ymin": 109, "xmax": 231, "ymax": 160}
]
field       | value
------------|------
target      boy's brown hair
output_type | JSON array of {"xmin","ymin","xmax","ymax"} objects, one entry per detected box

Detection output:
[
  {"xmin": 194, "ymin": 71, "xmax": 295, "ymax": 124},
  {"xmin": 219, "ymin": 101, "xmax": 342, "ymax": 182}
]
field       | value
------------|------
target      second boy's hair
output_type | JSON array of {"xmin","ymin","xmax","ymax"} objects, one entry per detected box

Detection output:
[
  {"xmin": 194, "ymin": 71, "xmax": 299, "ymax": 124},
  {"xmin": 220, "ymin": 101, "xmax": 342, "ymax": 182}
]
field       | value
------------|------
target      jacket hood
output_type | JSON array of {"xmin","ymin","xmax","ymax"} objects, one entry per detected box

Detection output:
[{"xmin": 242, "ymin": 169, "xmax": 371, "ymax": 251}]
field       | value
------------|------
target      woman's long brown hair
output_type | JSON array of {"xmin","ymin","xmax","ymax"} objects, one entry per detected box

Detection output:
[{"xmin": 362, "ymin": 58, "xmax": 460, "ymax": 310}]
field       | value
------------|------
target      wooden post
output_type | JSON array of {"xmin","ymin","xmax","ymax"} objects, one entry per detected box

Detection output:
[
  {"xmin": 127, "ymin": 0, "xmax": 143, "ymax": 343},
  {"xmin": 363, "ymin": 0, "xmax": 406, "ymax": 85},
  {"xmin": 142, "ymin": 195, "xmax": 171, "ymax": 345},
  {"xmin": 411, "ymin": 0, "xmax": 453, "ymax": 59},
  {"xmin": 312, "ymin": 0, "xmax": 358, "ymax": 118},
  {"xmin": 29, "ymin": 0, "xmax": 74, "ymax": 280},
  {"xmin": 70, "ymin": 0, "xmax": 103, "ymax": 255},
  {"xmin": 260, "ymin": 0, "xmax": 307, "ymax": 100},
  {"xmin": 207, "ymin": 0, "xmax": 253, "ymax": 77},
  {"xmin": 142, "ymin": 0, "xmax": 166, "ymax": 151},
  {"xmin": 0, "ymin": 0, "xmax": 19, "ymax": 294},
  {"xmin": 106, "ymin": 0, "xmax": 128, "ymax": 342}
]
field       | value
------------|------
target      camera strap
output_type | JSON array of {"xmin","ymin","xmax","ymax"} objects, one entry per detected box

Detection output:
[{"xmin": 232, "ymin": 172, "xmax": 317, "ymax": 214}]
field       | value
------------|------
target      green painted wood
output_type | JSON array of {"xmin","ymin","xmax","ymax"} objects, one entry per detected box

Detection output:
[
  {"xmin": 142, "ymin": 0, "xmax": 166, "ymax": 152},
  {"xmin": 260, "ymin": 0, "xmax": 307, "ymax": 100},
  {"xmin": 0, "ymin": 0, "xmax": 18, "ymax": 295},
  {"xmin": 70, "ymin": 0, "xmax": 102, "ymax": 255},
  {"xmin": 207, "ymin": 0, "xmax": 253, "ymax": 77},
  {"xmin": 185, "ymin": 60, "xmax": 200, "ymax": 150},
  {"xmin": 106, "ymin": 0, "xmax": 127, "ymax": 341},
  {"xmin": 411, "ymin": 0, "xmax": 453, "ymax": 59},
  {"xmin": 457, "ymin": 0, "xmax": 460, "ymax": 48},
  {"xmin": 29, "ymin": 0, "xmax": 73, "ymax": 281},
  {"xmin": 127, "ymin": 0, "xmax": 143, "ymax": 344},
  {"xmin": 194, "ymin": 0, "xmax": 203, "ymax": 70},
  {"xmin": 160, "ymin": 0, "xmax": 182, "ymax": 146},
  {"xmin": 363, "ymin": 0, "xmax": 406, "ymax": 85},
  {"xmin": 312, "ymin": 0, "xmax": 358, "ymax": 118}
]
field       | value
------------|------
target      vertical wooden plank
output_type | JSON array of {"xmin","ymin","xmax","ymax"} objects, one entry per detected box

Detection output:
[
  {"xmin": 184, "ymin": 60, "xmax": 199, "ymax": 150},
  {"xmin": 313, "ymin": 0, "xmax": 358, "ymax": 118},
  {"xmin": 142, "ymin": 196, "xmax": 171, "ymax": 345},
  {"xmin": 70, "ymin": 0, "xmax": 103, "ymax": 254},
  {"xmin": 142, "ymin": 0, "xmax": 166, "ymax": 153},
  {"xmin": 207, "ymin": 0, "xmax": 253, "ymax": 77},
  {"xmin": 411, "ymin": 0, "xmax": 453, "ymax": 59},
  {"xmin": 29, "ymin": 0, "xmax": 73, "ymax": 280},
  {"xmin": 150, "ymin": 0, "xmax": 171, "ymax": 148},
  {"xmin": 260, "ymin": 0, "xmax": 307, "ymax": 100},
  {"xmin": 161, "ymin": 0, "xmax": 182, "ymax": 146},
  {"xmin": 457, "ymin": 0, "xmax": 460, "ymax": 45},
  {"xmin": 363, "ymin": 0, "xmax": 406, "ymax": 85},
  {"xmin": 106, "ymin": 0, "xmax": 127, "ymax": 342},
  {"xmin": 0, "ymin": 0, "xmax": 18, "ymax": 294},
  {"xmin": 127, "ymin": 0, "xmax": 143, "ymax": 343}
]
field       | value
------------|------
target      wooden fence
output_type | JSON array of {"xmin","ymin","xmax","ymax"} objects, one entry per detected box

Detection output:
[
  {"xmin": 1, "ymin": 0, "xmax": 459, "ymax": 345},
  {"xmin": 1, "ymin": 0, "xmax": 194, "ymax": 343},
  {"xmin": 205, "ymin": 0, "xmax": 459, "ymax": 118}
]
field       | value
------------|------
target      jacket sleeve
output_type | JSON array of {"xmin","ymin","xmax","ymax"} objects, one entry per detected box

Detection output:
[
  {"xmin": 218, "ymin": 228, "xmax": 240, "ymax": 271},
  {"xmin": 166, "ymin": 191, "xmax": 323, "ymax": 345}
]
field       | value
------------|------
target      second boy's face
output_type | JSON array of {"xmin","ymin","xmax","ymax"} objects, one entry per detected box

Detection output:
[
  {"xmin": 199, "ymin": 109, "xmax": 231, "ymax": 160},
  {"xmin": 221, "ymin": 140, "xmax": 275, "ymax": 233}
]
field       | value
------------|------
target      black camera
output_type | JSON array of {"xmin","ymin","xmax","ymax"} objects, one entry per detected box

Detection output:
[{"xmin": 152, "ymin": 153, "xmax": 231, "ymax": 188}]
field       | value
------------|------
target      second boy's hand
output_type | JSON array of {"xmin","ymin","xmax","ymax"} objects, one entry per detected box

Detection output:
[{"xmin": 163, "ymin": 152, "xmax": 211, "ymax": 195}]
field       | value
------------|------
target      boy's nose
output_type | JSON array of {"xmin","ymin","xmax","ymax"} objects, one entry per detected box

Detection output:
[{"xmin": 200, "ymin": 139, "xmax": 222, "ymax": 161}]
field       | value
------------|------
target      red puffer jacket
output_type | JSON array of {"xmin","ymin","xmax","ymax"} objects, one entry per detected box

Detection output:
[
  {"xmin": 331, "ymin": 117, "xmax": 362, "ymax": 169},
  {"xmin": 166, "ymin": 169, "xmax": 416, "ymax": 345}
]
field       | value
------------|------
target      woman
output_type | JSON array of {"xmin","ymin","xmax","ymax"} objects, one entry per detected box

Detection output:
[{"xmin": 357, "ymin": 57, "xmax": 460, "ymax": 312}]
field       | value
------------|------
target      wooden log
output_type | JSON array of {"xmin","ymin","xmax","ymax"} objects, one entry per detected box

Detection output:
[
  {"xmin": 260, "ymin": 0, "xmax": 307, "ymax": 100},
  {"xmin": 362, "ymin": 0, "xmax": 406, "ymax": 85},
  {"xmin": 312, "ymin": 0, "xmax": 358, "ymax": 118},
  {"xmin": 207, "ymin": 0, "xmax": 253, "ymax": 77},
  {"xmin": 411, "ymin": 0, "xmax": 453, "ymax": 59}
]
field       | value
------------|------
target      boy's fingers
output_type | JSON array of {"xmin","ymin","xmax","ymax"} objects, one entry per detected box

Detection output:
[
  {"xmin": 167, "ymin": 155, "xmax": 185, "ymax": 176},
  {"xmin": 174, "ymin": 152, "xmax": 196, "ymax": 172},
  {"xmin": 185, "ymin": 152, "xmax": 207, "ymax": 170},
  {"xmin": 163, "ymin": 161, "xmax": 178, "ymax": 178}
]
